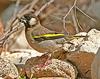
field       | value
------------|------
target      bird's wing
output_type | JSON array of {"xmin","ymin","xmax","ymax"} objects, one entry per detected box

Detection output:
[{"xmin": 31, "ymin": 24, "xmax": 56, "ymax": 36}]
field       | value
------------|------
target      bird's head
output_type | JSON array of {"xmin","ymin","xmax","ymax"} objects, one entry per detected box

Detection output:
[{"xmin": 19, "ymin": 14, "xmax": 38, "ymax": 28}]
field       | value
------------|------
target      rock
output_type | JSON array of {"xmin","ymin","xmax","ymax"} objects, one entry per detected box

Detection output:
[
  {"xmin": 81, "ymin": 29, "xmax": 100, "ymax": 54},
  {"xmin": 63, "ymin": 29, "xmax": 100, "ymax": 54},
  {"xmin": 25, "ymin": 55, "xmax": 77, "ymax": 79},
  {"xmin": 1, "ymin": 49, "xmax": 43, "ymax": 64},
  {"xmin": 66, "ymin": 51, "xmax": 95, "ymax": 78},
  {"xmin": 0, "ymin": 57, "xmax": 18, "ymax": 78}
]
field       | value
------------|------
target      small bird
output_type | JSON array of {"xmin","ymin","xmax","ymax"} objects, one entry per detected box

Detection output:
[{"xmin": 19, "ymin": 14, "xmax": 65, "ymax": 53}]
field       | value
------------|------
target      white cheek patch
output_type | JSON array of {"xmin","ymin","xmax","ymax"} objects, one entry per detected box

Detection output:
[{"xmin": 29, "ymin": 18, "xmax": 37, "ymax": 26}]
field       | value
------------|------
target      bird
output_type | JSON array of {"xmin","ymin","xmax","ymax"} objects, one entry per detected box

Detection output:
[{"xmin": 19, "ymin": 14, "xmax": 65, "ymax": 53}]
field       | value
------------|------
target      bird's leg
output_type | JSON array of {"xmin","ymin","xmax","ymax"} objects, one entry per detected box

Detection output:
[{"xmin": 41, "ymin": 52, "xmax": 52, "ymax": 68}]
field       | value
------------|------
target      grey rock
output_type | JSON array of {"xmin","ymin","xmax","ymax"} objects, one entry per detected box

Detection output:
[{"xmin": 0, "ymin": 57, "xmax": 19, "ymax": 78}]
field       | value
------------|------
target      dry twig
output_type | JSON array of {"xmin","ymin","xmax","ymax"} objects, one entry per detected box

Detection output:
[
  {"xmin": 63, "ymin": 0, "xmax": 77, "ymax": 34},
  {"xmin": 63, "ymin": 0, "xmax": 96, "ymax": 34},
  {"xmin": 75, "ymin": 6, "xmax": 96, "ymax": 22},
  {"xmin": 71, "ymin": 7, "xmax": 79, "ymax": 33},
  {"xmin": 13, "ymin": 0, "xmax": 21, "ymax": 17},
  {"xmin": 35, "ymin": 0, "xmax": 54, "ymax": 16},
  {"xmin": 74, "ymin": 7, "xmax": 83, "ymax": 31}
]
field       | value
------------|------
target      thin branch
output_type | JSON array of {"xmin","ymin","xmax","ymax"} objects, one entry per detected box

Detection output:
[
  {"xmin": 35, "ymin": 0, "xmax": 54, "ymax": 16},
  {"xmin": 18, "ymin": 4, "xmax": 30, "ymax": 14},
  {"xmin": 6, "ymin": 0, "xmax": 21, "ymax": 31},
  {"xmin": 13, "ymin": 0, "xmax": 21, "ymax": 17},
  {"xmin": 0, "ymin": 24, "xmax": 23, "ymax": 45},
  {"xmin": 71, "ymin": 7, "xmax": 79, "ymax": 33},
  {"xmin": 29, "ymin": 0, "xmax": 39, "ymax": 10},
  {"xmin": 63, "ymin": 0, "xmax": 77, "ymax": 33},
  {"xmin": 74, "ymin": 6, "xmax": 83, "ymax": 31},
  {"xmin": 75, "ymin": 6, "xmax": 96, "ymax": 22},
  {"xmin": 18, "ymin": 0, "xmax": 39, "ymax": 14},
  {"xmin": 16, "ymin": 0, "xmax": 40, "ymax": 19}
]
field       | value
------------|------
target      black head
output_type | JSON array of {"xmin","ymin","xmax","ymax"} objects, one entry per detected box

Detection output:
[{"xmin": 19, "ymin": 14, "xmax": 38, "ymax": 28}]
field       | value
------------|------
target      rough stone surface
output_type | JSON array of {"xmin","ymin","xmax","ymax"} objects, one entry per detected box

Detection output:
[
  {"xmin": 0, "ymin": 57, "xmax": 18, "ymax": 78},
  {"xmin": 25, "ymin": 56, "xmax": 77, "ymax": 79}
]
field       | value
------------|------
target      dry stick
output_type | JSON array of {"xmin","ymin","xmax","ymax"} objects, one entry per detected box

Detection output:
[
  {"xmin": 35, "ymin": 0, "xmax": 54, "ymax": 16},
  {"xmin": 75, "ymin": 6, "xmax": 96, "ymax": 22},
  {"xmin": 71, "ymin": 7, "xmax": 79, "ymax": 33},
  {"xmin": 13, "ymin": 0, "xmax": 21, "ymax": 17},
  {"xmin": 18, "ymin": 4, "xmax": 30, "ymax": 14},
  {"xmin": 76, "ymin": 17, "xmax": 83, "ymax": 31},
  {"xmin": 63, "ymin": 0, "xmax": 77, "ymax": 34},
  {"xmin": 1, "ymin": 25, "xmax": 23, "ymax": 52},
  {"xmin": 7, "ymin": 0, "xmax": 21, "ymax": 31},
  {"xmin": 74, "ymin": 6, "xmax": 83, "ymax": 31},
  {"xmin": 2, "ymin": 24, "xmax": 21, "ymax": 44},
  {"xmin": 17, "ymin": 0, "xmax": 39, "ymax": 18},
  {"xmin": 18, "ymin": 0, "xmax": 39, "ymax": 15},
  {"xmin": 29, "ymin": 0, "xmax": 39, "ymax": 10},
  {"xmin": 6, "ymin": 17, "xmax": 17, "ymax": 32},
  {"xmin": 18, "ymin": 0, "xmax": 37, "ymax": 14},
  {"xmin": 5, "ymin": 0, "xmax": 20, "ymax": 32},
  {"xmin": 9, "ymin": 5, "xmax": 30, "ymax": 30}
]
